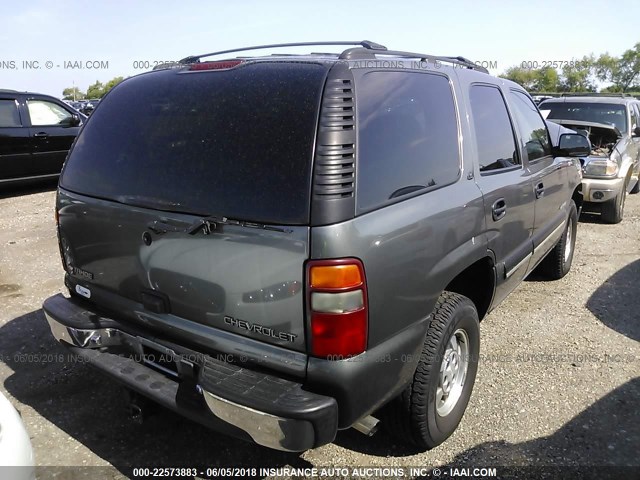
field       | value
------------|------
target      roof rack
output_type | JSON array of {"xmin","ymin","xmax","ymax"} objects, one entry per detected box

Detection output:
[
  {"xmin": 439, "ymin": 55, "xmax": 488, "ymax": 73},
  {"xmin": 560, "ymin": 93, "xmax": 629, "ymax": 97},
  {"xmin": 177, "ymin": 41, "xmax": 488, "ymax": 74},
  {"xmin": 338, "ymin": 48, "xmax": 488, "ymax": 73},
  {"xmin": 179, "ymin": 40, "xmax": 387, "ymax": 64}
]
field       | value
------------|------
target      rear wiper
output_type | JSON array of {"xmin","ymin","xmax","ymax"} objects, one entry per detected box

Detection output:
[
  {"xmin": 147, "ymin": 215, "xmax": 293, "ymax": 236},
  {"xmin": 187, "ymin": 215, "xmax": 293, "ymax": 235}
]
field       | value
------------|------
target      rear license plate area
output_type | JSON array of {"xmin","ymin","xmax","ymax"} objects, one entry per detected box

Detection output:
[{"xmin": 139, "ymin": 341, "xmax": 179, "ymax": 378}]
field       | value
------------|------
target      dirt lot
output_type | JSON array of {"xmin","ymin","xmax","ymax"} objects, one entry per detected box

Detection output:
[{"xmin": 0, "ymin": 182, "xmax": 638, "ymax": 479}]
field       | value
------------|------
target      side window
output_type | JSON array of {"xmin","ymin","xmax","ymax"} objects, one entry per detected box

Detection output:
[
  {"xmin": 357, "ymin": 72, "xmax": 460, "ymax": 212},
  {"xmin": 0, "ymin": 99, "xmax": 21, "ymax": 127},
  {"xmin": 27, "ymin": 100, "xmax": 72, "ymax": 126},
  {"xmin": 509, "ymin": 90, "xmax": 552, "ymax": 161},
  {"xmin": 469, "ymin": 85, "xmax": 520, "ymax": 173}
]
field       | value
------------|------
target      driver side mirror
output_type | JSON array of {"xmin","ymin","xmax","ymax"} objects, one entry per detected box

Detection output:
[
  {"xmin": 555, "ymin": 133, "xmax": 591, "ymax": 157},
  {"xmin": 632, "ymin": 126, "xmax": 640, "ymax": 137},
  {"xmin": 67, "ymin": 113, "xmax": 81, "ymax": 127}
]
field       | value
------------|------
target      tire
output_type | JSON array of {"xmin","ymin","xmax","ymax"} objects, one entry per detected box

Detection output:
[
  {"xmin": 382, "ymin": 291, "xmax": 480, "ymax": 450},
  {"xmin": 537, "ymin": 200, "xmax": 578, "ymax": 280},
  {"xmin": 601, "ymin": 189, "xmax": 625, "ymax": 224},
  {"xmin": 630, "ymin": 178, "xmax": 640, "ymax": 194}
]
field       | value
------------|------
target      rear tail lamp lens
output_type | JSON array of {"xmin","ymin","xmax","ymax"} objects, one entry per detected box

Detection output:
[
  {"xmin": 310, "ymin": 264, "xmax": 362, "ymax": 289},
  {"xmin": 307, "ymin": 259, "xmax": 368, "ymax": 358},
  {"xmin": 311, "ymin": 290, "xmax": 363, "ymax": 313}
]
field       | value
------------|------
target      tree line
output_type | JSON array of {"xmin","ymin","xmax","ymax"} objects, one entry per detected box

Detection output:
[
  {"xmin": 500, "ymin": 42, "xmax": 640, "ymax": 93},
  {"xmin": 62, "ymin": 77, "xmax": 125, "ymax": 100}
]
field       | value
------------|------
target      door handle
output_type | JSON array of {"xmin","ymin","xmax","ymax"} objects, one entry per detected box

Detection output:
[
  {"xmin": 492, "ymin": 198, "xmax": 507, "ymax": 221},
  {"xmin": 33, "ymin": 132, "xmax": 49, "ymax": 138},
  {"xmin": 535, "ymin": 182, "xmax": 545, "ymax": 198}
]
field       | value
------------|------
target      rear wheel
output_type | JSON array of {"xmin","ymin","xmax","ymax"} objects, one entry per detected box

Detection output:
[
  {"xmin": 537, "ymin": 200, "xmax": 578, "ymax": 280},
  {"xmin": 382, "ymin": 292, "xmax": 479, "ymax": 450},
  {"xmin": 630, "ymin": 178, "xmax": 640, "ymax": 194},
  {"xmin": 601, "ymin": 189, "xmax": 625, "ymax": 224}
]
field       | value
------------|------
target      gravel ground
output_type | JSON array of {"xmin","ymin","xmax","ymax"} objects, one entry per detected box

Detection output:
[{"xmin": 0, "ymin": 181, "xmax": 638, "ymax": 479}]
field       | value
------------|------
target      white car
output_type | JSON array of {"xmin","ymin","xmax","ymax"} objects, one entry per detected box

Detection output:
[{"xmin": 0, "ymin": 392, "xmax": 35, "ymax": 480}]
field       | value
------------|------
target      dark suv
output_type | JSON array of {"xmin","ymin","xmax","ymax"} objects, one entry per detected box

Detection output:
[
  {"xmin": 0, "ymin": 90, "xmax": 84, "ymax": 185},
  {"xmin": 43, "ymin": 41, "xmax": 586, "ymax": 451}
]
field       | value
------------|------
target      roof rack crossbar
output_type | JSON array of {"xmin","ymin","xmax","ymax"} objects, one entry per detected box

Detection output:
[
  {"xmin": 339, "ymin": 48, "xmax": 489, "ymax": 73},
  {"xmin": 180, "ymin": 40, "xmax": 387, "ymax": 64}
]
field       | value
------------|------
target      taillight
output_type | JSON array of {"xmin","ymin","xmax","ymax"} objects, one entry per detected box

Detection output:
[
  {"xmin": 189, "ymin": 60, "xmax": 243, "ymax": 71},
  {"xmin": 307, "ymin": 258, "xmax": 368, "ymax": 358}
]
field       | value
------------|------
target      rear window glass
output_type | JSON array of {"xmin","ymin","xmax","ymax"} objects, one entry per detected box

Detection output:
[{"xmin": 61, "ymin": 63, "xmax": 328, "ymax": 224}]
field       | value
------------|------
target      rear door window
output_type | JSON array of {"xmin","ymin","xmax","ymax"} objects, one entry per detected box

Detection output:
[
  {"xmin": 61, "ymin": 63, "xmax": 328, "ymax": 225},
  {"xmin": 469, "ymin": 85, "xmax": 520, "ymax": 173}
]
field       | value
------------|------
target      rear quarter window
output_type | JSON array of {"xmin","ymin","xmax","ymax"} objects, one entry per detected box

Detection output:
[
  {"xmin": 355, "ymin": 72, "xmax": 460, "ymax": 213},
  {"xmin": 0, "ymin": 99, "xmax": 21, "ymax": 127}
]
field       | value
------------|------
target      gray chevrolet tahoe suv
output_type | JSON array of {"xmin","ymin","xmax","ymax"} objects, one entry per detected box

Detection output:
[{"xmin": 43, "ymin": 41, "xmax": 586, "ymax": 451}]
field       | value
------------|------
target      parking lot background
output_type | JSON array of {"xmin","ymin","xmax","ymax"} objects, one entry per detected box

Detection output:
[{"xmin": 0, "ymin": 183, "xmax": 638, "ymax": 476}]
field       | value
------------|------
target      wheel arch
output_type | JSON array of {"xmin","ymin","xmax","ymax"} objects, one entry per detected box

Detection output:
[
  {"xmin": 444, "ymin": 256, "xmax": 495, "ymax": 321},
  {"xmin": 572, "ymin": 184, "xmax": 583, "ymax": 216}
]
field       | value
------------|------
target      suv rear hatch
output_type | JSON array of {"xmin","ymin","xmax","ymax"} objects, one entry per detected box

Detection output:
[{"xmin": 57, "ymin": 61, "xmax": 330, "ymax": 353}]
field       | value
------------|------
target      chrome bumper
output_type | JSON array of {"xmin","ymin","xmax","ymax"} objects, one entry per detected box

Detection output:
[
  {"xmin": 582, "ymin": 177, "xmax": 624, "ymax": 203},
  {"xmin": 43, "ymin": 299, "xmax": 337, "ymax": 452},
  {"xmin": 202, "ymin": 392, "xmax": 315, "ymax": 450},
  {"xmin": 46, "ymin": 314, "xmax": 123, "ymax": 348}
]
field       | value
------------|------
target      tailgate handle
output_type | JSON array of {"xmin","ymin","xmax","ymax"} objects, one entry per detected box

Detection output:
[
  {"xmin": 147, "ymin": 220, "xmax": 188, "ymax": 235},
  {"xmin": 141, "ymin": 290, "xmax": 171, "ymax": 314}
]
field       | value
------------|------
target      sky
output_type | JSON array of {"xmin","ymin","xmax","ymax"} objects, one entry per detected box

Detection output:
[{"xmin": 1, "ymin": 0, "xmax": 638, "ymax": 98}]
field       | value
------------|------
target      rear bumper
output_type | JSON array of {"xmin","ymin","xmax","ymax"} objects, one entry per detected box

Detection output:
[
  {"xmin": 582, "ymin": 177, "xmax": 624, "ymax": 203},
  {"xmin": 42, "ymin": 294, "xmax": 338, "ymax": 452}
]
